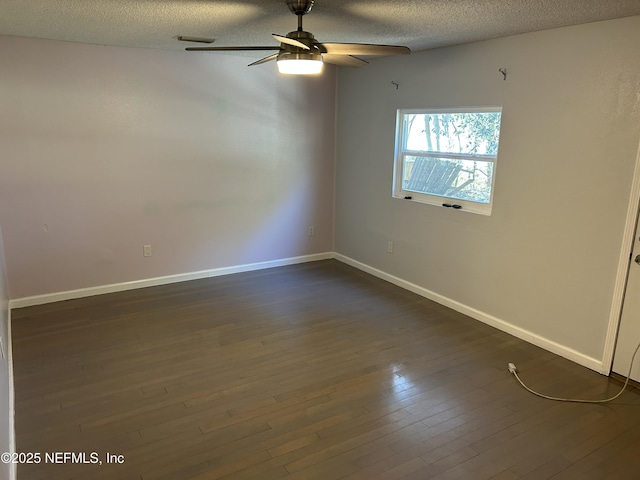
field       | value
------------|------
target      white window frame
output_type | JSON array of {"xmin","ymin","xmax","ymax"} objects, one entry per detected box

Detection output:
[{"xmin": 393, "ymin": 106, "xmax": 502, "ymax": 216}]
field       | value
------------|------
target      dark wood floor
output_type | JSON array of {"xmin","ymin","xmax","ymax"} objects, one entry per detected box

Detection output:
[{"xmin": 11, "ymin": 260, "xmax": 640, "ymax": 480}]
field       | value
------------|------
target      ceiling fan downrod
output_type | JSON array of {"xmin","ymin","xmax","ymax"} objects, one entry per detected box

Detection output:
[{"xmin": 286, "ymin": 0, "xmax": 314, "ymax": 31}]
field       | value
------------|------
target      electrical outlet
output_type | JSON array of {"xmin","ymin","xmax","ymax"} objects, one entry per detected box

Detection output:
[
  {"xmin": 308, "ymin": 226, "xmax": 314, "ymax": 236},
  {"xmin": 387, "ymin": 241, "xmax": 394, "ymax": 253},
  {"xmin": 143, "ymin": 245, "xmax": 152, "ymax": 257}
]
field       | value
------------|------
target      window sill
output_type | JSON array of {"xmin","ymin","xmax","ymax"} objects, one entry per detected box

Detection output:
[{"xmin": 394, "ymin": 193, "xmax": 492, "ymax": 216}]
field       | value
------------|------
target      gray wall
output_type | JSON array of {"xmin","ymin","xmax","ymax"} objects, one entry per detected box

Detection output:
[
  {"xmin": 0, "ymin": 36, "xmax": 336, "ymax": 299},
  {"xmin": 335, "ymin": 16, "xmax": 640, "ymax": 366}
]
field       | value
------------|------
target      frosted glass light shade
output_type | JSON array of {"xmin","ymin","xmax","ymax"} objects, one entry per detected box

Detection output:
[{"xmin": 277, "ymin": 58, "xmax": 323, "ymax": 75}]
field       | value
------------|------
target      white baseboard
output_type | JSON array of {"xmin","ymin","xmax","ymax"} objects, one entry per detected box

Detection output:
[
  {"xmin": 9, "ymin": 252, "xmax": 334, "ymax": 310},
  {"xmin": 334, "ymin": 253, "xmax": 604, "ymax": 373}
]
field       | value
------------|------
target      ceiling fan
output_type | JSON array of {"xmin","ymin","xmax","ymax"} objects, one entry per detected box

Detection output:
[{"xmin": 181, "ymin": 0, "xmax": 411, "ymax": 75}]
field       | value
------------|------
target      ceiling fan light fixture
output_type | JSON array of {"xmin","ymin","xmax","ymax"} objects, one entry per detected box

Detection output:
[
  {"xmin": 183, "ymin": 0, "xmax": 410, "ymax": 74},
  {"xmin": 276, "ymin": 51, "xmax": 323, "ymax": 75}
]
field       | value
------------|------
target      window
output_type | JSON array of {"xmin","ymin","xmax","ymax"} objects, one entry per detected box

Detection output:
[{"xmin": 393, "ymin": 107, "xmax": 502, "ymax": 215}]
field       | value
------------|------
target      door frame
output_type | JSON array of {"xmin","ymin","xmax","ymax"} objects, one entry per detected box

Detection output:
[{"xmin": 602, "ymin": 136, "xmax": 640, "ymax": 374}]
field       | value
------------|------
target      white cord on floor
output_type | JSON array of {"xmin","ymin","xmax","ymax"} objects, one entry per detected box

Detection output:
[{"xmin": 508, "ymin": 341, "xmax": 640, "ymax": 403}]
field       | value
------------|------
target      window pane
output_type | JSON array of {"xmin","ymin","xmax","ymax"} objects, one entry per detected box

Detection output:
[
  {"xmin": 402, "ymin": 156, "xmax": 494, "ymax": 204},
  {"xmin": 404, "ymin": 112, "xmax": 501, "ymax": 156}
]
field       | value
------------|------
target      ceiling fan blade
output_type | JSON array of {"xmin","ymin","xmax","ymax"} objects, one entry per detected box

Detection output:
[
  {"xmin": 322, "ymin": 54, "xmax": 369, "ymax": 67},
  {"xmin": 248, "ymin": 54, "xmax": 279, "ymax": 66},
  {"xmin": 318, "ymin": 43, "xmax": 410, "ymax": 56},
  {"xmin": 177, "ymin": 36, "xmax": 215, "ymax": 44},
  {"xmin": 272, "ymin": 34, "xmax": 310, "ymax": 50},
  {"xmin": 185, "ymin": 46, "xmax": 281, "ymax": 52}
]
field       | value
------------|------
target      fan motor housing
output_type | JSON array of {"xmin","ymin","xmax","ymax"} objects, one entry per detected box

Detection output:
[
  {"xmin": 285, "ymin": 29, "xmax": 317, "ymax": 47},
  {"xmin": 279, "ymin": 29, "xmax": 321, "ymax": 61}
]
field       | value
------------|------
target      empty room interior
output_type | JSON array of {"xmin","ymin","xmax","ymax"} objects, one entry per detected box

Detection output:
[{"xmin": 1, "ymin": 1, "xmax": 640, "ymax": 479}]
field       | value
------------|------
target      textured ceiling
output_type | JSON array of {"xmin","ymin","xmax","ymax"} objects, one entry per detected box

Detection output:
[{"xmin": 1, "ymin": 0, "xmax": 640, "ymax": 54}]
